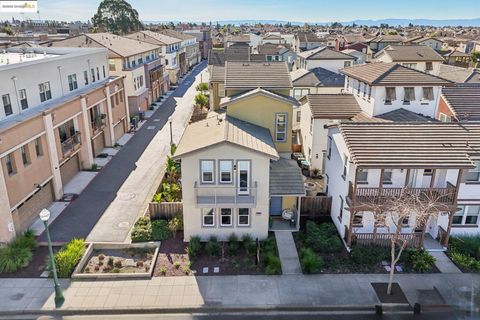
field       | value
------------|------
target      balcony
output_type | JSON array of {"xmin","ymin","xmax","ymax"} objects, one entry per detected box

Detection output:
[
  {"xmin": 91, "ymin": 114, "xmax": 106, "ymax": 134},
  {"xmin": 347, "ymin": 181, "xmax": 457, "ymax": 209},
  {"xmin": 61, "ymin": 132, "xmax": 81, "ymax": 158},
  {"xmin": 194, "ymin": 181, "xmax": 257, "ymax": 208}
]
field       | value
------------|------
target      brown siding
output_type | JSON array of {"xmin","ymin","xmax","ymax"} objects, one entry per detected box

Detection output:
[
  {"xmin": 92, "ymin": 132, "xmax": 105, "ymax": 157},
  {"xmin": 60, "ymin": 153, "xmax": 80, "ymax": 186}
]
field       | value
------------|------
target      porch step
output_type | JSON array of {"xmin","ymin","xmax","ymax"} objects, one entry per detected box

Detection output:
[{"xmin": 274, "ymin": 231, "xmax": 302, "ymax": 275}]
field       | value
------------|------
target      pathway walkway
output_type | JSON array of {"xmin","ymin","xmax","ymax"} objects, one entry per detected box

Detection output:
[
  {"xmin": 0, "ymin": 274, "xmax": 477, "ymax": 315},
  {"xmin": 430, "ymin": 251, "xmax": 462, "ymax": 273},
  {"xmin": 39, "ymin": 61, "xmax": 207, "ymax": 244},
  {"xmin": 275, "ymin": 231, "xmax": 302, "ymax": 275}
]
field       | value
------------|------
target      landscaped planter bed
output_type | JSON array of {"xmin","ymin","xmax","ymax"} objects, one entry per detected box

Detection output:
[
  {"xmin": 72, "ymin": 242, "xmax": 159, "ymax": 279},
  {"xmin": 0, "ymin": 246, "xmax": 59, "ymax": 278},
  {"xmin": 446, "ymin": 235, "xmax": 480, "ymax": 272}
]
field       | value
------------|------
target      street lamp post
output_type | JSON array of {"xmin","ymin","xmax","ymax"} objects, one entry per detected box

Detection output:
[
  {"xmin": 168, "ymin": 116, "xmax": 173, "ymax": 146},
  {"xmin": 40, "ymin": 209, "xmax": 64, "ymax": 308}
]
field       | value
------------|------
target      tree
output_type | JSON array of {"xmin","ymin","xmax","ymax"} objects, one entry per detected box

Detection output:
[
  {"xmin": 92, "ymin": 0, "xmax": 142, "ymax": 35},
  {"xmin": 358, "ymin": 188, "xmax": 449, "ymax": 295},
  {"xmin": 471, "ymin": 51, "xmax": 480, "ymax": 68},
  {"xmin": 194, "ymin": 93, "xmax": 208, "ymax": 108},
  {"xmin": 196, "ymin": 82, "xmax": 209, "ymax": 94}
]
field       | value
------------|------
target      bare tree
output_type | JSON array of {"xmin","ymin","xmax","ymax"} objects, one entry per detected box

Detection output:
[{"xmin": 357, "ymin": 188, "xmax": 451, "ymax": 295}]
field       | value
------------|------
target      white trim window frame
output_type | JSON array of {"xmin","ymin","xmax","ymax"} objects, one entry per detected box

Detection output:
[
  {"xmin": 200, "ymin": 160, "xmax": 215, "ymax": 184},
  {"xmin": 219, "ymin": 160, "xmax": 233, "ymax": 184},
  {"xmin": 238, "ymin": 208, "xmax": 250, "ymax": 227},
  {"xmin": 220, "ymin": 208, "xmax": 233, "ymax": 227},
  {"xmin": 202, "ymin": 208, "xmax": 215, "ymax": 227},
  {"xmin": 453, "ymin": 205, "xmax": 480, "ymax": 226},
  {"xmin": 275, "ymin": 113, "xmax": 287, "ymax": 142},
  {"xmin": 466, "ymin": 160, "xmax": 480, "ymax": 182}
]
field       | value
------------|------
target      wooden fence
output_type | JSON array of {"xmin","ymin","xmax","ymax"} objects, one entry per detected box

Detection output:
[
  {"xmin": 148, "ymin": 202, "xmax": 182, "ymax": 220},
  {"xmin": 351, "ymin": 232, "xmax": 424, "ymax": 248},
  {"xmin": 300, "ymin": 196, "xmax": 332, "ymax": 218}
]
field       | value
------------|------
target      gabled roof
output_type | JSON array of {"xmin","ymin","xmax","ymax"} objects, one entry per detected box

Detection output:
[
  {"xmin": 158, "ymin": 29, "xmax": 196, "ymax": 41},
  {"xmin": 342, "ymin": 34, "xmax": 367, "ymax": 43},
  {"xmin": 219, "ymin": 87, "xmax": 299, "ymax": 108},
  {"xmin": 263, "ymin": 33, "xmax": 284, "ymax": 40},
  {"xmin": 340, "ymin": 62, "xmax": 453, "ymax": 86},
  {"xmin": 173, "ymin": 115, "xmax": 279, "ymax": 160},
  {"xmin": 210, "ymin": 65, "xmax": 225, "ymax": 83},
  {"xmin": 441, "ymin": 86, "xmax": 480, "ymax": 121},
  {"xmin": 375, "ymin": 108, "xmax": 437, "ymax": 122},
  {"xmin": 444, "ymin": 50, "xmax": 471, "ymax": 58},
  {"xmin": 302, "ymin": 94, "xmax": 362, "ymax": 119},
  {"xmin": 226, "ymin": 34, "xmax": 250, "ymax": 43},
  {"xmin": 296, "ymin": 32, "xmax": 322, "ymax": 43},
  {"xmin": 126, "ymin": 30, "xmax": 181, "ymax": 46},
  {"xmin": 257, "ymin": 43, "xmax": 291, "ymax": 55},
  {"xmin": 224, "ymin": 61, "xmax": 292, "ymax": 89},
  {"xmin": 375, "ymin": 45, "xmax": 445, "ymax": 62},
  {"xmin": 438, "ymin": 64, "xmax": 480, "ymax": 84},
  {"xmin": 298, "ymin": 46, "xmax": 356, "ymax": 60},
  {"xmin": 338, "ymin": 122, "xmax": 480, "ymax": 168},
  {"xmin": 270, "ymin": 158, "xmax": 306, "ymax": 196},
  {"xmin": 292, "ymin": 67, "xmax": 345, "ymax": 87},
  {"xmin": 368, "ymin": 34, "xmax": 405, "ymax": 43}
]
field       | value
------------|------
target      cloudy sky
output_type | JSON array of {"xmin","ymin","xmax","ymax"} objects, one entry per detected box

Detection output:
[{"xmin": 0, "ymin": 0, "xmax": 479, "ymax": 22}]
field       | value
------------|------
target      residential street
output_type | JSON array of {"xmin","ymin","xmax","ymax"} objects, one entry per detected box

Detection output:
[
  {"xmin": 0, "ymin": 274, "xmax": 478, "ymax": 317},
  {"xmin": 39, "ymin": 61, "xmax": 208, "ymax": 243}
]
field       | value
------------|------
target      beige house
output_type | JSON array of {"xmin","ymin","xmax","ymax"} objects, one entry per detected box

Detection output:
[{"xmin": 0, "ymin": 47, "xmax": 129, "ymax": 243}]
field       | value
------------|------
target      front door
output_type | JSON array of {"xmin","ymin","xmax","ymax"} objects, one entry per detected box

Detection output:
[
  {"xmin": 237, "ymin": 161, "xmax": 250, "ymax": 196},
  {"xmin": 270, "ymin": 197, "xmax": 283, "ymax": 216}
]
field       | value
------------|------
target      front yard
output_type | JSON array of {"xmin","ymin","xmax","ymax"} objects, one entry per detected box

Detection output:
[
  {"xmin": 294, "ymin": 221, "xmax": 438, "ymax": 274},
  {"xmin": 447, "ymin": 235, "xmax": 480, "ymax": 272}
]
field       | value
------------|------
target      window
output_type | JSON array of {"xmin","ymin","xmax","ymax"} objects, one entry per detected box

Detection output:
[
  {"xmin": 385, "ymin": 87, "xmax": 396, "ymax": 104},
  {"xmin": 353, "ymin": 212, "xmax": 363, "ymax": 226},
  {"xmin": 238, "ymin": 208, "xmax": 250, "ymax": 226},
  {"xmin": 327, "ymin": 136, "xmax": 332, "ymax": 160},
  {"xmin": 219, "ymin": 160, "xmax": 232, "ymax": 183},
  {"xmin": 342, "ymin": 154, "xmax": 348, "ymax": 179},
  {"xmin": 91, "ymin": 68, "xmax": 95, "ymax": 82},
  {"xmin": 4, "ymin": 153, "xmax": 15, "ymax": 175},
  {"xmin": 344, "ymin": 61, "xmax": 351, "ymax": 67},
  {"xmin": 368, "ymin": 85, "xmax": 372, "ymax": 100},
  {"xmin": 220, "ymin": 208, "xmax": 232, "ymax": 226},
  {"xmin": 275, "ymin": 113, "xmax": 287, "ymax": 142},
  {"xmin": 339, "ymin": 196, "xmax": 344, "ymax": 222},
  {"xmin": 96, "ymin": 67, "xmax": 100, "ymax": 80},
  {"xmin": 200, "ymin": 160, "xmax": 214, "ymax": 183},
  {"xmin": 19, "ymin": 89, "xmax": 28, "ymax": 110},
  {"xmin": 296, "ymin": 110, "xmax": 301, "ymax": 123},
  {"xmin": 84, "ymin": 70, "xmax": 89, "ymax": 85},
  {"xmin": 357, "ymin": 168, "xmax": 368, "ymax": 184},
  {"xmin": 68, "ymin": 74, "xmax": 78, "ymax": 91},
  {"xmin": 425, "ymin": 62, "xmax": 433, "ymax": 71},
  {"xmin": 453, "ymin": 205, "xmax": 480, "ymax": 225},
  {"xmin": 115, "ymin": 93, "xmax": 119, "ymax": 106},
  {"xmin": 403, "ymin": 87, "xmax": 415, "ymax": 104},
  {"xmin": 34, "ymin": 138, "xmax": 42, "ymax": 157},
  {"xmin": 108, "ymin": 61, "xmax": 116, "ymax": 72},
  {"xmin": 202, "ymin": 208, "xmax": 215, "ymax": 227},
  {"xmin": 382, "ymin": 169, "xmax": 393, "ymax": 184},
  {"xmin": 403, "ymin": 63, "xmax": 417, "ymax": 69},
  {"xmin": 422, "ymin": 87, "xmax": 434, "ymax": 101},
  {"xmin": 439, "ymin": 113, "xmax": 451, "ymax": 123},
  {"xmin": 103, "ymin": 66, "xmax": 106, "ymax": 78},
  {"xmin": 20, "ymin": 145, "xmax": 30, "ymax": 166},
  {"xmin": 423, "ymin": 169, "xmax": 433, "ymax": 176},
  {"xmin": 466, "ymin": 160, "xmax": 480, "ymax": 182},
  {"xmin": 39, "ymin": 82, "xmax": 52, "ymax": 102},
  {"xmin": 2, "ymin": 94, "xmax": 12, "ymax": 116}
]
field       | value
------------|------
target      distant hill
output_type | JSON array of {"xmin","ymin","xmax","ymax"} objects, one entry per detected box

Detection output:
[{"xmin": 145, "ymin": 18, "xmax": 480, "ymax": 27}]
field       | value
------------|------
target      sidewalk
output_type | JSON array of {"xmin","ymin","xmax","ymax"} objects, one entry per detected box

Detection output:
[{"xmin": 0, "ymin": 274, "xmax": 478, "ymax": 315}]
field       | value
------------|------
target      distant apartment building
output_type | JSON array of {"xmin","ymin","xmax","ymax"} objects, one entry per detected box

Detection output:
[
  {"xmin": 184, "ymin": 29, "xmax": 212, "ymax": 60},
  {"xmin": 158, "ymin": 29, "xmax": 200, "ymax": 71},
  {"xmin": 0, "ymin": 47, "xmax": 129, "ymax": 243},
  {"xmin": 48, "ymin": 33, "xmax": 163, "ymax": 114},
  {"xmin": 294, "ymin": 32, "xmax": 324, "ymax": 52}
]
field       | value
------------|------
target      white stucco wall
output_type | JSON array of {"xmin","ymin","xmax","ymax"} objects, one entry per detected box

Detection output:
[{"xmin": 305, "ymin": 59, "xmax": 351, "ymax": 73}]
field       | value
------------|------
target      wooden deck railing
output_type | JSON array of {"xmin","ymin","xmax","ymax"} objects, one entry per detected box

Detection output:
[{"xmin": 351, "ymin": 231, "xmax": 424, "ymax": 248}]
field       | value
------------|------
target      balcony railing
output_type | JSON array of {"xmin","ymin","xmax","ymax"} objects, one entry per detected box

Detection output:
[
  {"xmin": 61, "ymin": 132, "xmax": 81, "ymax": 158},
  {"xmin": 194, "ymin": 181, "xmax": 257, "ymax": 207},
  {"xmin": 91, "ymin": 115, "xmax": 106, "ymax": 134},
  {"xmin": 347, "ymin": 181, "xmax": 457, "ymax": 207}
]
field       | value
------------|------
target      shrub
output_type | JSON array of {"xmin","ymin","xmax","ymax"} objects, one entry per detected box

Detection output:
[
  {"xmin": 54, "ymin": 238, "xmax": 86, "ymax": 278},
  {"xmin": 196, "ymin": 82, "xmax": 209, "ymax": 92},
  {"xmin": 351, "ymin": 246, "xmax": 389, "ymax": 265},
  {"xmin": 111, "ymin": 268, "xmax": 121, "ymax": 273},
  {"xmin": 449, "ymin": 252, "xmax": 480, "ymax": 272},
  {"xmin": 13, "ymin": 230, "xmax": 37, "ymax": 251},
  {"xmin": 98, "ymin": 254, "xmax": 105, "ymax": 261},
  {"xmin": 299, "ymin": 248, "xmax": 323, "ymax": 274},
  {"xmin": 151, "ymin": 219, "xmax": 171, "ymax": 241},
  {"xmin": 449, "ymin": 236, "xmax": 480, "ymax": 259},
  {"xmin": 168, "ymin": 214, "xmax": 183, "ymax": 237},
  {"xmin": 114, "ymin": 260, "xmax": 122, "ymax": 268},
  {"xmin": 410, "ymin": 249, "xmax": 436, "ymax": 272},
  {"xmin": 206, "ymin": 236, "xmax": 220, "ymax": 257},
  {"xmin": 187, "ymin": 236, "xmax": 201, "ymax": 258},
  {"xmin": 305, "ymin": 221, "xmax": 342, "ymax": 253},
  {"xmin": 136, "ymin": 261, "xmax": 144, "ymax": 268},
  {"xmin": 182, "ymin": 266, "xmax": 191, "ymax": 275},
  {"xmin": 227, "ymin": 234, "xmax": 239, "ymax": 256},
  {"xmin": 131, "ymin": 217, "xmax": 152, "ymax": 242},
  {"xmin": 194, "ymin": 93, "xmax": 208, "ymax": 107},
  {"xmin": 174, "ymin": 261, "xmax": 181, "ymax": 269},
  {"xmin": 242, "ymin": 234, "xmax": 257, "ymax": 256},
  {"xmin": 159, "ymin": 266, "xmax": 167, "ymax": 275},
  {"xmin": 263, "ymin": 253, "xmax": 281, "ymax": 275},
  {"xmin": 107, "ymin": 257, "xmax": 114, "ymax": 267},
  {"xmin": 0, "ymin": 245, "xmax": 32, "ymax": 273}
]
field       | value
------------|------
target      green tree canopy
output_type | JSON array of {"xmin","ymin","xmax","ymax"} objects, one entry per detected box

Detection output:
[{"xmin": 92, "ymin": 0, "xmax": 142, "ymax": 35}]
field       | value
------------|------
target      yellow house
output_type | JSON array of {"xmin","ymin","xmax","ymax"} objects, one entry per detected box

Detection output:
[{"xmin": 219, "ymin": 88, "xmax": 300, "ymax": 154}]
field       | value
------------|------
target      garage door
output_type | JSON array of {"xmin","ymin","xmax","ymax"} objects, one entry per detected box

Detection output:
[
  {"xmin": 12, "ymin": 181, "xmax": 54, "ymax": 234},
  {"xmin": 92, "ymin": 132, "xmax": 105, "ymax": 157},
  {"xmin": 114, "ymin": 121, "xmax": 125, "ymax": 142},
  {"xmin": 60, "ymin": 153, "xmax": 80, "ymax": 186}
]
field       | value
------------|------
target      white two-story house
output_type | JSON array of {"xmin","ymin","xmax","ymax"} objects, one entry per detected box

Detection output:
[{"xmin": 297, "ymin": 47, "xmax": 356, "ymax": 73}]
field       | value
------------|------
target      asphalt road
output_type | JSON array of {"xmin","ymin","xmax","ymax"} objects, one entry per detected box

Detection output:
[{"xmin": 39, "ymin": 61, "xmax": 207, "ymax": 243}]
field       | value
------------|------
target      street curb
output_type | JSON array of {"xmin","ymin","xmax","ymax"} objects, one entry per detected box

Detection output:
[{"xmin": 0, "ymin": 304, "xmax": 413, "ymax": 317}]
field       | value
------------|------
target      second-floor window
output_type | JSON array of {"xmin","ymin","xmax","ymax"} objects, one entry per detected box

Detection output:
[
  {"xmin": 84, "ymin": 70, "xmax": 89, "ymax": 85},
  {"xmin": 385, "ymin": 87, "xmax": 396, "ymax": 104},
  {"xmin": 422, "ymin": 87, "xmax": 434, "ymax": 102},
  {"xmin": 68, "ymin": 74, "xmax": 78, "ymax": 91},
  {"xmin": 275, "ymin": 113, "xmax": 287, "ymax": 142},
  {"xmin": 466, "ymin": 160, "xmax": 480, "ymax": 182},
  {"xmin": 439, "ymin": 113, "xmax": 451, "ymax": 123},
  {"xmin": 296, "ymin": 110, "xmax": 301, "ymax": 123},
  {"xmin": 342, "ymin": 154, "xmax": 348, "ymax": 179},
  {"xmin": 91, "ymin": 68, "xmax": 96, "ymax": 82},
  {"xmin": 20, "ymin": 145, "xmax": 30, "ymax": 166},
  {"xmin": 357, "ymin": 168, "xmax": 368, "ymax": 184},
  {"xmin": 2, "ymin": 94, "xmax": 12, "ymax": 116},
  {"xmin": 382, "ymin": 169, "xmax": 393, "ymax": 184},
  {"xmin": 327, "ymin": 136, "xmax": 332, "ymax": 160},
  {"xmin": 39, "ymin": 82, "xmax": 52, "ymax": 102},
  {"xmin": 426, "ymin": 62, "xmax": 433, "ymax": 71},
  {"xmin": 34, "ymin": 138, "xmax": 42, "ymax": 157},
  {"xmin": 219, "ymin": 160, "xmax": 232, "ymax": 183},
  {"xmin": 19, "ymin": 89, "xmax": 28, "ymax": 110},
  {"xmin": 109, "ymin": 61, "xmax": 116, "ymax": 72},
  {"xmin": 4, "ymin": 153, "xmax": 15, "ymax": 175},
  {"xmin": 403, "ymin": 87, "xmax": 415, "ymax": 104},
  {"xmin": 200, "ymin": 160, "xmax": 214, "ymax": 183}
]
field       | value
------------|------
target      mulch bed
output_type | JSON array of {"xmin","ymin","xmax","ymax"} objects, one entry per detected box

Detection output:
[
  {"xmin": 372, "ymin": 282, "xmax": 409, "ymax": 304},
  {"xmin": 82, "ymin": 248, "xmax": 155, "ymax": 274},
  {"xmin": 153, "ymin": 233, "xmax": 266, "ymax": 276},
  {"xmin": 0, "ymin": 245, "xmax": 59, "ymax": 278}
]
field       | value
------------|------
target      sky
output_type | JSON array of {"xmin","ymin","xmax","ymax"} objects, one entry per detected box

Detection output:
[{"xmin": 0, "ymin": 0, "xmax": 480, "ymax": 23}]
